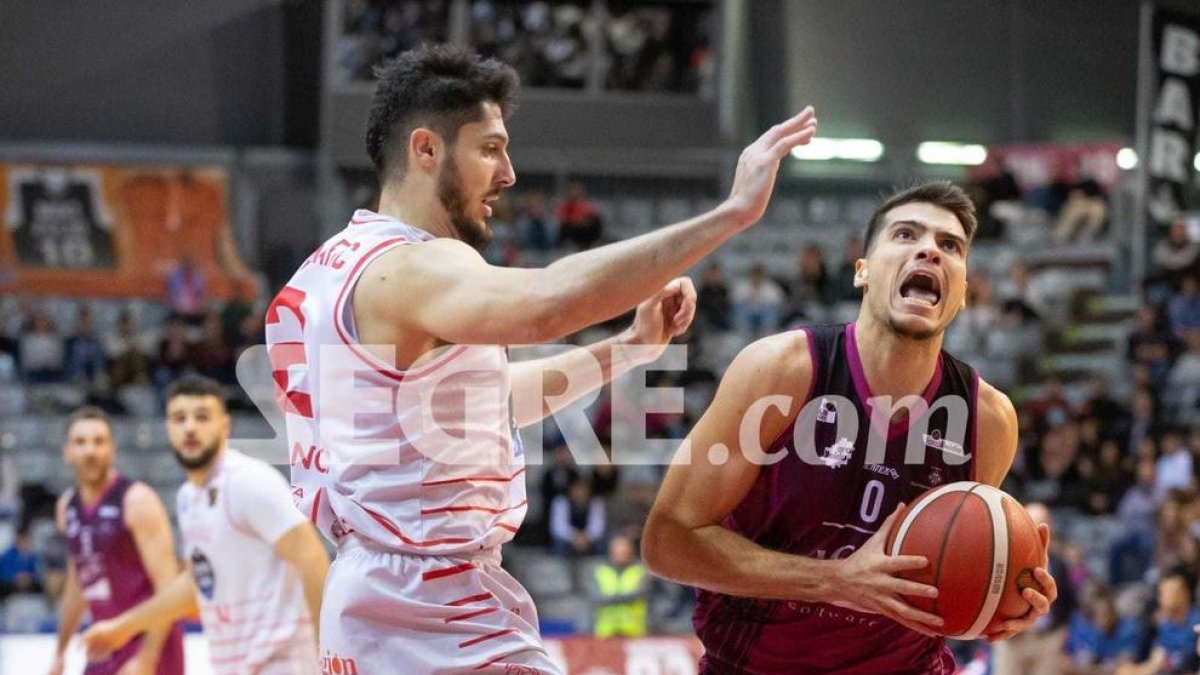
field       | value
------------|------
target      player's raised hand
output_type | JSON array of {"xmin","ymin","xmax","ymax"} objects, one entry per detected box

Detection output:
[
  {"xmin": 984, "ymin": 522, "xmax": 1059, "ymax": 643},
  {"xmin": 82, "ymin": 618, "xmax": 132, "ymax": 663},
  {"xmin": 831, "ymin": 505, "xmax": 945, "ymax": 637},
  {"xmin": 723, "ymin": 106, "xmax": 818, "ymax": 229},
  {"xmin": 625, "ymin": 276, "xmax": 697, "ymax": 358}
]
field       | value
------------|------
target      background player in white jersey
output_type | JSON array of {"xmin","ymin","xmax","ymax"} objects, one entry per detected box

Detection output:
[
  {"xmin": 266, "ymin": 43, "xmax": 818, "ymax": 673},
  {"xmin": 82, "ymin": 376, "xmax": 330, "ymax": 675}
]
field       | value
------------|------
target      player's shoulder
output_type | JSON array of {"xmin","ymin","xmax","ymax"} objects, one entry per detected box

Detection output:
[
  {"xmin": 224, "ymin": 450, "xmax": 288, "ymax": 489},
  {"xmin": 724, "ymin": 329, "xmax": 815, "ymax": 397},
  {"xmin": 122, "ymin": 481, "xmax": 168, "ymax": 525},
  {"xmin": 975, "ymin": 377, "xmax": 1017, "ymax": 430}
]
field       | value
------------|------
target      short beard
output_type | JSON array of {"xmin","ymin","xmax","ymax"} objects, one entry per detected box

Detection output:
[
  {"xmin": 438, "ymin": 153, "xmax": 492, "ymax": 251},
  {"xmin": 173, "ymin": 441, "xmax": 221, "ymax": 471}
]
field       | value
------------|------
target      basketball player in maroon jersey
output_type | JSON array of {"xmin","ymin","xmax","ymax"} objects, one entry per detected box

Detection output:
[
  {"xmin": 643, "ymin": 183, "xmax": 1058, "ymax": 673},
  {"xmin": 49, "ymin": 407, "xmax": 185, "ymax": 675}
]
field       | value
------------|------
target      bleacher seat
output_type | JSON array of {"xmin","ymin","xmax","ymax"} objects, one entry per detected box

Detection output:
[
  {"xmin": 3, "ymin": 593, "xmax": 50, "ymax": 632},
  {"xmin": 117, "ymin": 384, "xmax": 159, "ymax": 418},
  {"xmin": 0, "ymin": 383, "xmax": 27, "ymax": 416}
]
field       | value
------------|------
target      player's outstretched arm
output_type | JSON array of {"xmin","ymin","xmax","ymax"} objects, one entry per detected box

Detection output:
[
  {"xmin": 510, "ymin": 277, "xmax": 696, "ymax": 427},
  {"xmin": 642, "ymin": 332, "xmax": 943, "ymax": 634},
  {"xmin": 362, "ymin": 108, "xmax": 817, "ymax": 346},
  {"xmin": 973, "ymin": 381, "xmax": 1059, "ymax": 643},
  {"xmin": 123, "ymin": 482, "xmax": 181, "ymax": 672},
  {"xmin": 274, "ymin": 521, "xmax": 330, "ymax": 645},
  {"xmin": 82, "ymin": 568, "xmax": 199, "ymax": 663},
  {"xmin": 49, "ymin": 494, "xmax": 84, "ymax": 675}
]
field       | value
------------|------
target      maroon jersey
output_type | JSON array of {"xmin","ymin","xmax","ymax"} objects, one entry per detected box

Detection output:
[
  {"xmin": 694, "ymin": 323, "xmax": 979, "ymax": 674},
  {"xmin": 66, "ymin": 474, "xmax": 185, "ymax": 675}
]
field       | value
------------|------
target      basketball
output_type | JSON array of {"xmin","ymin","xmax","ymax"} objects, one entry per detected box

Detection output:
[{"xmin": 885, "ymin": 481, "xmax": 1046, "ymax": 640}]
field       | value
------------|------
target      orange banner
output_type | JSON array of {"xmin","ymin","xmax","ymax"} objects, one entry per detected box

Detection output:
[{"xmin": 0, "ymin": 163, "xmax": 250, "ymax": 299}]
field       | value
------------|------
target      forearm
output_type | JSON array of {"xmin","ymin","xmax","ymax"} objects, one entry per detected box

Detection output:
[
  {"xmin": 56, "ymin": 586, "xmax": 86, "ymax": 655},
  {"xmin": 539, "ymin": 205, "xmax": 741, "ymax": 338},
  {"xmin": 644, "ymin": 517, "xmax": 837, "ymax": 602},
  {"xmin": 115, "ymin": 572, "xmax": 198, "ymax": 639},
  {"xmin": 512, "ymin": 331, "xmax": 644, "ymax": 427},
  {"xmin": 297, "ymin": 554, "xmax": 328, "ymax": 642},
  {"xmin": 133, "ymin": 620, "xmax": 172, "ymax": 665}
]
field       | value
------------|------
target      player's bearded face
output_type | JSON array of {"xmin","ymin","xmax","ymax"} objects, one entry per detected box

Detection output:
[
  {"xmin": 64, "ymin": 420, "xmax": 114, "ymax": 488},
  {"xmin": 166, "ymin": 397, "xmax": 228, "ymax": 471},
  {"xmin": 438, "ymin": 151, "xmax": 492, "ymax": 252},
  {"xmin": 861, "ymin": 203, "xmax": 968, "ymax": 340}
]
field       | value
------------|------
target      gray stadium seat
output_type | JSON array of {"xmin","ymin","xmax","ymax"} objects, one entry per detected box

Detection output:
[{"xmin": 3, "ymin": 593, "xmax": 50, "ymax": 632}]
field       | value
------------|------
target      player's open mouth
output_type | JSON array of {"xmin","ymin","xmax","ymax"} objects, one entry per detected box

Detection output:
[{"xmin": 899, "ymin": 270, "xmax": 942, "ymax": 307}]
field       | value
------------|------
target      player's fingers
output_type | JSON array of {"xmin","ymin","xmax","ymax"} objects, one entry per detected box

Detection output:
[
  {"xmin": 891, "ymin": 578, "xmax": 939, "ymax": 599},
  {"xmin": 884, "ymin": 597, "xmax": 944, "ymax": 630},
  {"xmin": 1021, "ymin": 587, "xmax": 1051, "ymax": 612},
  {"xmin": 758, "ymin": 106, "xmax": 815, "ymax": 147},
  {"xmin": 1033, "ymin": 566, "xmax": 1058, "ymax": 600},
  {"xmin": 771, "ymin": 121, "xmax": 819, "ymax": 158},
  {"xmin": 881, "ymin": 554, "xmax": 929, "ymax": 573}
]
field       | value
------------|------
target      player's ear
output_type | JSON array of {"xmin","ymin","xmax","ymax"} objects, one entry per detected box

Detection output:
[
  {"xmin": 853, "ymin": 259, "xmax": 869, "ymax": 289},
  {"xmin": 409, "ymin": 128, "xmax": 440, "ymax": 171}
]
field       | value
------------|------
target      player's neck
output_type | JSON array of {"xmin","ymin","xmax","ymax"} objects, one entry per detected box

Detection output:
[
  {"xmin": 77, "ymin": 469, "xmax": 118, "ymax": 506},
  {"xmin": 852, "ymin": 316, "xmax": 942, "ymax": 400},
  {"xmin": 378, "ymin": 183, "xmax": 453, "ymax": 239}
]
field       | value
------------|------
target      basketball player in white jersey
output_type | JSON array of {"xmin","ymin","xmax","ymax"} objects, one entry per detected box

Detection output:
[
  {"xmin": 82, "ymin": 376, "xmax": 330, "ymax": 674},
  {"xmin": 266, "ymin": 44, "xmax": 818, "ymax": 673}
]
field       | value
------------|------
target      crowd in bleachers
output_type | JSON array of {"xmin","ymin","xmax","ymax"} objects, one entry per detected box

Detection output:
[{"xmin": 338, "ymin": 0, "xmax": 715, "ymax": 94}]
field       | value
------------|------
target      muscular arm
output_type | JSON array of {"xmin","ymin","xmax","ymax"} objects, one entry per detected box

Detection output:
[
  {"xmin": 972, "ymin": 379, "xmax": 1020, "ymax": 488},
  {"xmin": 273, "ymin": 521, "xmax": 330, "ymax": 644},
  {"xmin": 123, "ymin": 483, "xmax": 181, "ymax": 668},
  {"xmin": 82, "ymin": 566, "xmax": 199, "ymax": 661},
  {"xmin": 358, "ymin": 109, "xmax": 817, "ymax": 347},
  {"xmin": 54, "ymin": 495, "xmax": 85, "ymax": 661},
  {"xmin": 643, "ymin": 332, "xmax": 841, "ymax": 600}
]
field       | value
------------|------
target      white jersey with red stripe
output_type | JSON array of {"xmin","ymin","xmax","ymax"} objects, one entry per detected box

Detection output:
[
  {"xmin": 266, "ymin": 209, "xmax": 527, "ymax": 556},
  {"xmin": 176, "ymin": 448, "xmax": 317, "ymax": 674}
]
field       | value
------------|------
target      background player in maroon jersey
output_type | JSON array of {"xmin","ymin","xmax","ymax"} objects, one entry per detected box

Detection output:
[
  {"xmin": 643, "ymin": 183, "xmax": 1059, "ymax": 674},
  {"xmin": 49, "ymin": 407, "xmax": 184, "ymax": 675}
]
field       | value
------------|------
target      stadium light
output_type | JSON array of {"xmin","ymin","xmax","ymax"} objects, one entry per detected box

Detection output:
[
  {"xmin": 916, "ymin": 142, "xmax": 987, "ymax": 166},
  {"xmin": 1116, "ymin": 148, "xmax": 1138, "ymax": 170},
  {"xmin": 792, "ymin": 138, "xmax": 884, "ymax": 162},
  {"xmin": 1195, "ymin": 152, "xmax": 1200, "ymax": 172}
]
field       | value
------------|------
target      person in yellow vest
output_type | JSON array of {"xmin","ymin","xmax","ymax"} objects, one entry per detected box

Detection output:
[{"xmin": 591, "ymin": 534, "xmax": 650, "ymax": 638}]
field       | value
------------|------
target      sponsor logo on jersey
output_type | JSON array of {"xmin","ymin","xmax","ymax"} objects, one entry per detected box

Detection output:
[
  {"xmin": 192, "ymin": 549, "xmax": 216, "ymax": 600},
  {"xmin": 927, "ymin": 466, "xmax": 945, "ymax": 486},
  {"xmin": 320, "ymin": 650, "xmax": 360, "ymax": 675},
  {"xmin": 98, "ymin": 505, "xmax": 120, "ymax": 518},
  {"xmin": 923, "ymin": 429, "xmax": 968, "ymax": 458},
  {"xmin": 816, "ymin": 398, "xmax": 837, "ymax": 424},
  {"xmin": 819, "ymin": 437, "xmax": 856, "ymax": 469}
]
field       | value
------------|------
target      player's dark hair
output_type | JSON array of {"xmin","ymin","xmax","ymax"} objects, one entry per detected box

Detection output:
[
  {"xmin": 165, "ymin": 375, "xmax": 227, "ymax": 410},
  {"xmin": 365, "ymin": 44, "xmax": 520, "ymax": 181},
  {"xmin": 66, "ymin": 406, "xmax": 110, "ymax": 438},
  {"xmin": 863, "ymin": 181, "xmax": 977, "ymax": 254}
]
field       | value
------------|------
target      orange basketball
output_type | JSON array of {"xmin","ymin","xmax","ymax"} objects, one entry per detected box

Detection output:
[{"xmin": 884, "ymin": 481, "xmax": 1045, "ymax": 639}]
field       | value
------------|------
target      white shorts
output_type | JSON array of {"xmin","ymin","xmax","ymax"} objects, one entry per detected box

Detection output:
[{"xmin": 320, "ymin": 538, "xmax": 562, "ymax": 674}]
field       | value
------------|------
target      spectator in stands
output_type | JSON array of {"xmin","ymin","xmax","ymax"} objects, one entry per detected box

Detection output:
[
  {"xmin": 64, "ymin": 305, "xmax": 108, "ymax": 386},
  {"xmin": 590, "ymin": 534, "xmax": 649, "ymax": 638},
  {"xmin": 1110, "ymin": 457, "xmax": 1158, "ymax": 585},
  {"xmin": 696, "ymin": 261, "xmax": 732, "ymax": 331},
  {"xmin": 1156, "ymin": 491, "xmax": 1195, "ymax": 566},
  {"xmin": 996, "ymin": 261, "xmax": 1045, "ymax": 321},
  {"xmin": 1150, "ymin": 219, "xmax": 1200, "ymax": 293},
  {"xmin": 1155, "ymin": 430, "xmax": 1193, "ymax": 501},
  {"xmin": 19, "ymin": 309, "xmax": 63, "ymax": 383},
  {"xmin": 1080, "ymin": 374, "xmax": 1126, "ymax": 440},
  {"xmin": 556, "ymin": 182, "xmax": 603, "ymax": 250},
  {"xmin": 1128, "ymin": 306, "xmax": 1180, "ymax": 384},
  {"xmin": 1167, "ymin": 277, "xmax": 1200, "ymax": 339},
  {"xmin": 1028, "ymin": 375, "xmax": 1074, "ymax": 432},
  {"xmin": 155, "ymin": 316, "xmax": 193, "ymax": 390},
  {"xmin": 1165, "ymin": 330, "xmax": 1200, "ymax": 418},
  {"xmin": 0, "ymin": 318, "xmax": 18, "ymax": 375},
  {"xmin": 1124, "ymin": 388, "xmax": 1160, "ymax": 458},
  {"xmin": 1080, "ymin": 439, "xmax": 1128, "ymax": 515},
  {"xmin": 166, "ymin": 252, "xmax": 208, "ymax": 325},
  {"xmin": 189, "ymin": 311, "xmax": 235, "ymax": 385},
  {"xmin": 1053, "ymin": 166, "xmax": 1108, "ymax": 244},
  {"xmin": 591, "ymin": 462, "xmax": 620, "ymax": 500},
  {"xmin": 220, "ymin": 277, "xmax": 256, "ymax": 347},
  {"xmin": 731, "ymin": 263, "xmax": 785, "ymax": 338},
  {"xmin": 967, "ymin": 154, "xmax": 1022, "ymax": 240},
  {"xmin": 782, "ymin": 243, "xmax": 829, "ymax": 323},
  {"xmin": 1065, "ymin": 585, "xmax": 1144, "ymax": 673},
  {"xmin": 516, "ymin": 191, "xmax": 554, "ymax": 252},
  {"xmin": 1117, "ymin": 566, "xmax": 1200, "ymax": 674},
  {"xmin": 541, "ymin": 445, "xmax": 579, "ymax": 542},
  {"xmin": 945, "ymin": 270, "xmax": 998, "ymax": 356},
  {"xmin": 1025, "ymin": 422, "xmax": 1088, "ymax": 510},
  {"xmin": 550, "ymin": 479, "xmax": 606, "ymax": 557},
  {"xmin": 0, "ymin": 528, "xmax": 42, "ymax": 599},
  {"xmin": 105, "ymin": 310, "xmax": 153, "ymax": 389},
  {"xmin": 827, "ymin": 234, "xmax": 864, "ymax": 303}
]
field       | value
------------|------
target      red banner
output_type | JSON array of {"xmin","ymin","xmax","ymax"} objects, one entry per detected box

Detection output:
[
  {"xmin": 0, "ymin": 163, "xmax": 250, "ymax": 299},
  {"xmin": 967, "ymin": 142, "xmax": 1124, "ymax": 191}
]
